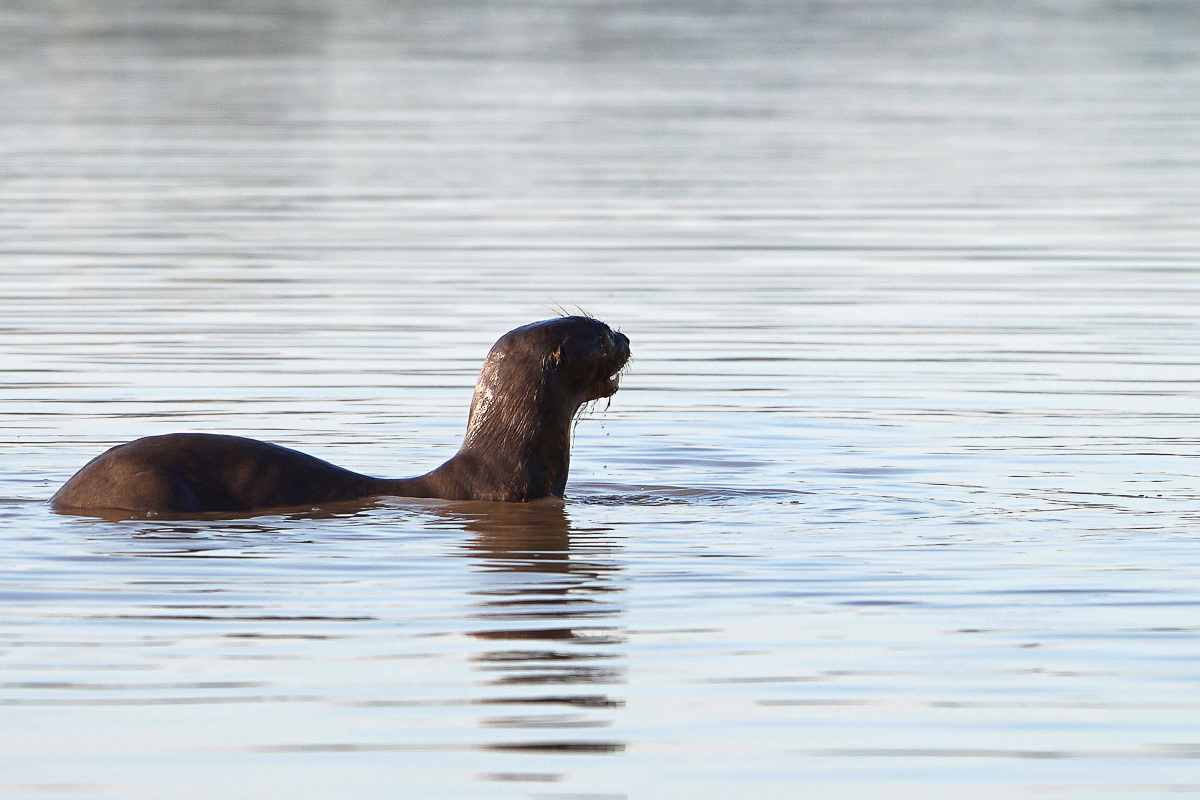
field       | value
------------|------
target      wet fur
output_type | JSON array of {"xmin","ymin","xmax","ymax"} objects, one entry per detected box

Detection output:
[{"xmin": 52, "ymin": 317, "xmax": 630, "ymax": 515}]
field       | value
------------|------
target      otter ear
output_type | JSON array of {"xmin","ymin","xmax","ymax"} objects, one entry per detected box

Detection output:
[{"xmin": 550, "ymin": 346, "xmax": 563, "ymax": 367}]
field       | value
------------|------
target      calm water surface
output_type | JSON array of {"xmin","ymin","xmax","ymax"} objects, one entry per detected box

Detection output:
[{"xmin": 4, "ymin": 1, "xmax": 1200, "ymax": 797}]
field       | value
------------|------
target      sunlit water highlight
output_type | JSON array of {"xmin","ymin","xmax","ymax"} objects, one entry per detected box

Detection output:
[{"xmin": 3, "ymin": 1, "xmax": 1200, "ymax": 798}]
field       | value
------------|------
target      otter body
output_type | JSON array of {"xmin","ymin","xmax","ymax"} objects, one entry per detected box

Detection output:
[{"xmin": 52, "ymin": 317, "xmax": 629, "ymax": 515}]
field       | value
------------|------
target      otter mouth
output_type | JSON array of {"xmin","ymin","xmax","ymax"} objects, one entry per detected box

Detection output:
[
  {"xmin": 575, "ymin": 328, "xmax": 630, "ymax": 406},
  {"xmin": 579, "ymin": 370, "xmax": 620, "ymax": 405},
  {"xmin": 579, "ymin": 358, "xmax": 628, "ymax": 405},
  {"xmin": 592, "ymin": 349, "xmax": 630, "ymax": 402}
]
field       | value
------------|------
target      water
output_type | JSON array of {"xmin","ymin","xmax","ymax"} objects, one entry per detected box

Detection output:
[{"xmin": 4, "ymin": 1, "xmax": 1200, "ymax": 797}]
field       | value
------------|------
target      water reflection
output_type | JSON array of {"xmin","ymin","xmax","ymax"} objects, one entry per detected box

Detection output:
[{"xmin": 441, "ymin": 501, "xmax": 627, "ymax": 755}]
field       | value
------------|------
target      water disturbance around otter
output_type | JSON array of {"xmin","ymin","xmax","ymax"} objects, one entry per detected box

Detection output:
[{"xmin": 51, "ymin": 317, "xmax": 630, "ymax": 514}]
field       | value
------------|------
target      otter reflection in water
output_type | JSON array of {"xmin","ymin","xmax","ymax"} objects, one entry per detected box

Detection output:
[
  {"xmin": 451, "ymin": 501, "xmax": 627, "ymax": 752},
  {"xmin": 52, "ymin": 317, "xmax": 630, "ymax": 515}
]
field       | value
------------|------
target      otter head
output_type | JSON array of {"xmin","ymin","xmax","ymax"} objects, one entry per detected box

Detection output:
[
  {"xmin": 537, "ymin": 316, "xmax": 631, "ymax": 407},
  {"xmin": 462, "ymin": 316, "xmax": 630, "ymax": 449}
]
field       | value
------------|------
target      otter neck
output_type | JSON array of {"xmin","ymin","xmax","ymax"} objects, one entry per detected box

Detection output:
[
  {"xmin": 455, "ymin": 365, "xmax": 575, "ymax": 500},
  {"xmin": 386, "ymin": 357, "xmax": 578, "ymax": 502}
]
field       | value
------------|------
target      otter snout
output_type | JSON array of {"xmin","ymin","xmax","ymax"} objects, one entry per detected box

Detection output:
[
  {"xmin": 613, "ymin": 330, "xmax": 630, "ymax": 362},
  {"xmin": 599, "ymin": 328, "xmax": 630, "ymax": 398}
]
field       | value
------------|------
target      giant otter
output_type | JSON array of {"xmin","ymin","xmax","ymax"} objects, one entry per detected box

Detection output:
[{"xmin": 51, "ymin": 316, "xmax": 630, "ymax": 515}]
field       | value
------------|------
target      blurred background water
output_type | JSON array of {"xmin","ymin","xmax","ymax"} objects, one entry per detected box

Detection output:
[{"xmin": 3, "ymin": 1, "xmax": 1200, "ymax": 797}]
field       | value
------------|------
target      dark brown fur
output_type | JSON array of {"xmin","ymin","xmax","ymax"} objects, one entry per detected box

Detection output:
[{"xmin": 52, "ymin": 317, "xmax": 630, "ymax": 515}]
